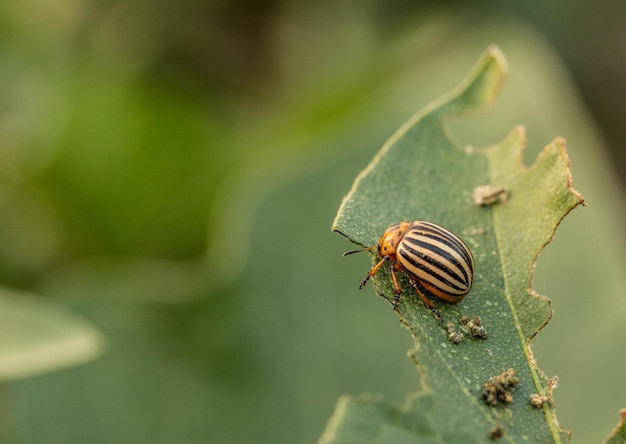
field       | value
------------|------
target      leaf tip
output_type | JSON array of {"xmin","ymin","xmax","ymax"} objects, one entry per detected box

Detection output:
[
  {"xmin": 486, "ymin": 44, "xmax": 509, "ymax": 71},
  {"xmin": 439, "ymin": 45, "xmax": 509, "ymax": 117}
]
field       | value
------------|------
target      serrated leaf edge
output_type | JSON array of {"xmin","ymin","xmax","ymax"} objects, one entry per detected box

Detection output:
[{"xmin": 488, "ymin": 130, "xmax": 585, "ymax": 443}]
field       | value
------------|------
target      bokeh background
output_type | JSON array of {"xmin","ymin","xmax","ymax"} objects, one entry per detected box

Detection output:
[{"xmin": 0, "ymin": 1, "xmax": 625, "ymax": 443}]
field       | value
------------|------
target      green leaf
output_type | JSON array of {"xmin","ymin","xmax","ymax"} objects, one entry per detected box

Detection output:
[
  {"xmin": 606, "ymin": 409, "xmax": 626, "ymax": 444},
  {"xmin": 326, "ymin": 46, "xmax": 584, "ymax": 442},
  {"xmin": 0, "ymin": 287, "xmax": 105, "ymax": 381},
  {"xmin": 319, "ymin": 394, "xmax": 439, "ymax": 444}
]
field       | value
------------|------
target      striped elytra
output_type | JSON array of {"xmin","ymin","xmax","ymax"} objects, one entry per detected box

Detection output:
[
  {"xmin": 345, "ymin": 221, "xmax": 475, "ymax": 319},
  {"xmin": 395, "ymin": 221, "xmax": 474, "ymax": 302}
]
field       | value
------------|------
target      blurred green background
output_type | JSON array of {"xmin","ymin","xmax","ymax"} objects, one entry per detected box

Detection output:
[{"xmin": 0, "ymin": 1, "xmax": 625, "ymax": 443}]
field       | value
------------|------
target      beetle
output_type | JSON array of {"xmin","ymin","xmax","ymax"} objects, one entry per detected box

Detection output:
[{"xmin": 344, "ymin": 221, "xmax": 475, "ymax": 320}]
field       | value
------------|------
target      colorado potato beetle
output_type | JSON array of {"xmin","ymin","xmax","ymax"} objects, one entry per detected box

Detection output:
[{"xmin": 344, "ymin": 221, "xmax": 475, "ymax": 320}]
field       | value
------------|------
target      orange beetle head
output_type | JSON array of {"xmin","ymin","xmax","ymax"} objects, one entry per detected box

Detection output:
[{"xmin": 377, "ymin": 221, "xmax": 411, "ymax": 261}]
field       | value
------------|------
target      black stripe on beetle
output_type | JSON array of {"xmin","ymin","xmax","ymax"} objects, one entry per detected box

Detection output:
[
  {"xmin": 400, "ymin": 236, "xmax": 471, "ymax": 286},
  {"xmin": 398, "ymin": 246, "xmax": 469, "ymax": 294}
]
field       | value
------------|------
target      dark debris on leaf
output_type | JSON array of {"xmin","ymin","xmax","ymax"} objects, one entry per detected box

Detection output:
[
  {"xmin": 487, "ymin": 424, "xmax": 506, "ymax": 440},
  {"xmin": 482, "ymin": 368, "xmax": 519, "ymax": 406},
  {"xmin": 446, "ymin": 322, "xmax": 464, "ymax": 344},
  {"xmin": 460, "ymin": 315, "xmax": 488, "ymax": 339}
]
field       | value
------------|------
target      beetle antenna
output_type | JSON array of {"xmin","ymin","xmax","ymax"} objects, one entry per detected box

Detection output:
[{"xmin": 343, "ymin": 246, "xmax": 375, "ymax": 256}]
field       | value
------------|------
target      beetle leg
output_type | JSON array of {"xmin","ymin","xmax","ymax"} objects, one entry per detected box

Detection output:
[
  {"xmin": 390, "ymin": 264, "xmax": 403, "ymax": 295},
  {"xmin": 390, "ymin": 264, "xmax": 403, "ymax": 307},
  {"xmin": 409, "ymin": 279, "xmax": 443, "ymax": 322},
  {"xmin": 359, "ymin": 255, "xmax": 389, "ymax": 289}
]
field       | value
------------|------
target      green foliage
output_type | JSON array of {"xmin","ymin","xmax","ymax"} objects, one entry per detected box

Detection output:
[
  {"xmin": 326, "ymin": 47, "xmax": 584, "ymax": 442},
  {"xmin": 606, "ymin": 410, "xmax": 626, "ymax": 444}
]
